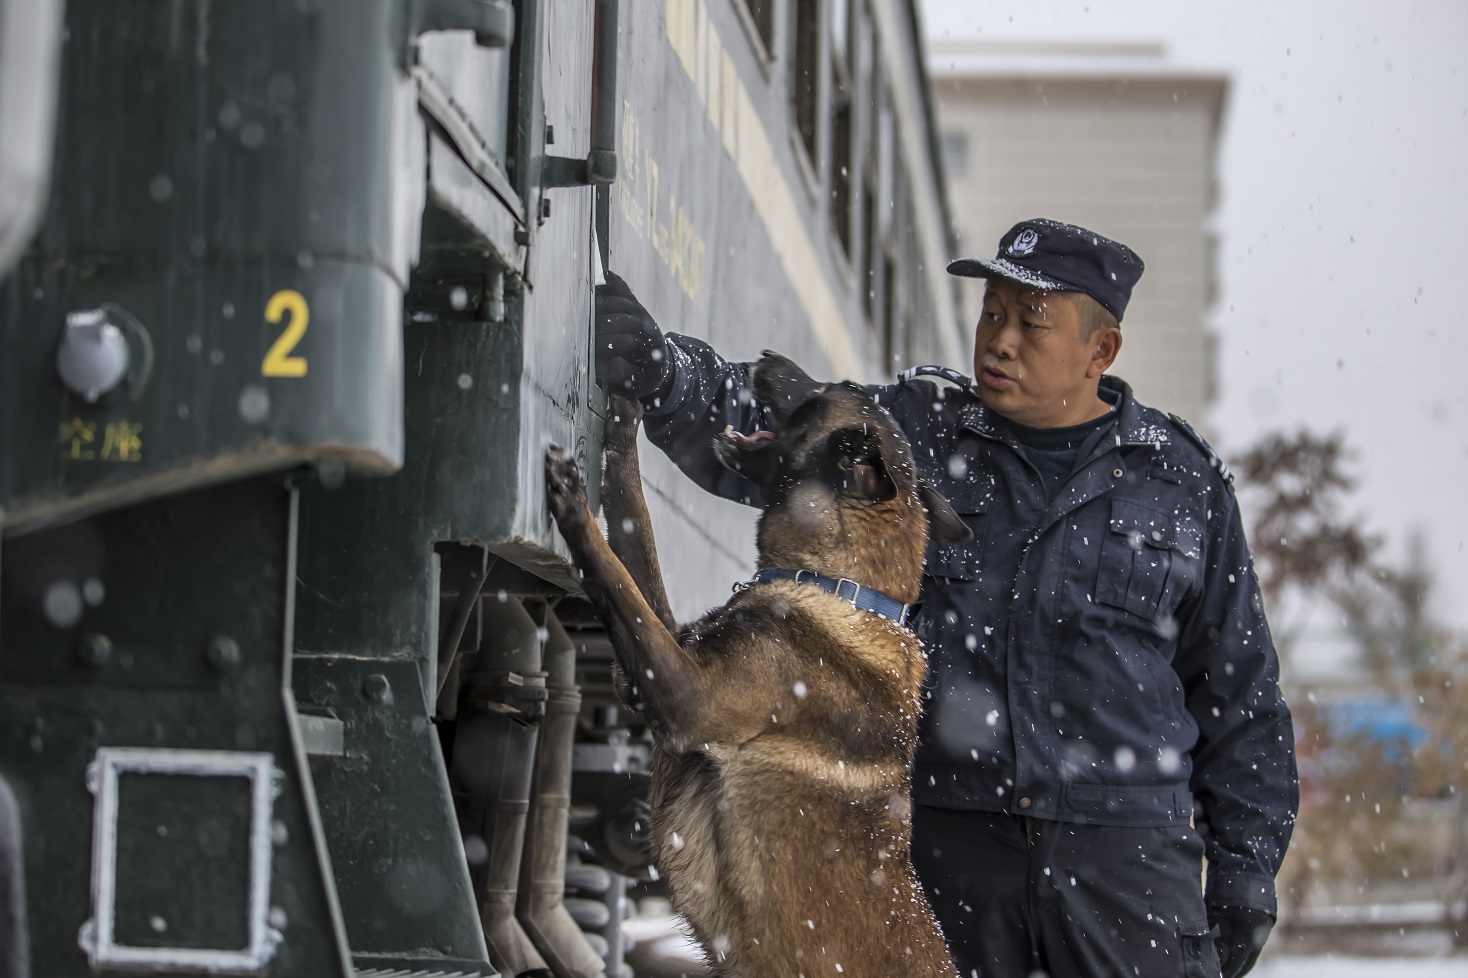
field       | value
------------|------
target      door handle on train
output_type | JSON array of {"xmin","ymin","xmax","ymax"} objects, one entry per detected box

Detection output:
[{"xmin": 541, "ymin": 0, "xmax": 619, "ymax": 188}]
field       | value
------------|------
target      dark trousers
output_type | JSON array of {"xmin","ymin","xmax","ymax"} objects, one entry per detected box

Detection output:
[{"xmin": 911, "ymin": 805, "xmax": 1222, "ymax": 978}]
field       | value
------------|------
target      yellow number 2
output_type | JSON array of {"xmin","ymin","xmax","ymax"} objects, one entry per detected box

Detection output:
[{"xmin": 261, "ymin": 289, "xmax": 309, "ymax": 377}]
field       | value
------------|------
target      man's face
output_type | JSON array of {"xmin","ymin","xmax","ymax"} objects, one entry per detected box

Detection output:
[{"xmin": 971, "ymin": 278, "xmax": 1120, "ymax": 428}]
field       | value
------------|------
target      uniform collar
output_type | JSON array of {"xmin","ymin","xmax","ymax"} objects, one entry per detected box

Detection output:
[{"xmin": 958, "ymin": 375, "xmax": 1169, "ymax": 449}]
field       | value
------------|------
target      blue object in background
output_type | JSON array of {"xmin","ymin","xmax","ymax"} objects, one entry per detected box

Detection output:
[{"xmin": 1328, "ymin": 699, "xmax": 1428, "ymax": 764}]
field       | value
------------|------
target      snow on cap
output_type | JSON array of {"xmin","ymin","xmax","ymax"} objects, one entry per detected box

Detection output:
[{"xmin": 947, "ymin": 219, "xmax": 1145, "ymax": 322}]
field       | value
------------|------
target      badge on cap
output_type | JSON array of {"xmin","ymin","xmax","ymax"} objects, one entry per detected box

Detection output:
[{"xmin": 1008, "ymin": 228, "xmax": 1039, "ymax": 257}]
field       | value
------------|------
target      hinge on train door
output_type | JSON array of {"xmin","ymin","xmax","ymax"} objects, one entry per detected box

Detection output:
[{"xmin": 540, "ymin": 152, "xmax": 617, "ymax": 188}]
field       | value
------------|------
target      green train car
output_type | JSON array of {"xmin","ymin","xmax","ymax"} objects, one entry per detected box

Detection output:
[{"xmin": 0, "ymin": 1, "xmax": 957, "ymax": 976}]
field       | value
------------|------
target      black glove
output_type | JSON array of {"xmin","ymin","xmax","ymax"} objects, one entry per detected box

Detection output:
[
  {"xmin": 1210, "ymin": 905, "xmax": 1273, "ymax": 978},
  {"xmin": 595, "ymin": 270, "xmax": 671, "ymax": 400}
]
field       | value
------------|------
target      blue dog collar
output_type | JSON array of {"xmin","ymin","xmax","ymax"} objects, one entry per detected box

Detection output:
[{"xmin": 751, "ymin": 568, "xmax": 912, "ymax": 627}]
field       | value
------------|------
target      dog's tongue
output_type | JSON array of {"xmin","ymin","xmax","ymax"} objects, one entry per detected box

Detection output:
[{"xmin": 724, "ymin": 426, "xmax": 776, "ymax": 444}]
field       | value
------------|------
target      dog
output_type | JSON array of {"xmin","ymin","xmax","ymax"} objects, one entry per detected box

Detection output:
[{"xmin": 545, "ymin": 352, "xmax": 969, "ymax": 977}]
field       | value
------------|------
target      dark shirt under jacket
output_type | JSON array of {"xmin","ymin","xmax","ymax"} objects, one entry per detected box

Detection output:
[{"xmin": 1006, "ymin": 403, "xmax": 1118, "ymax": 503}]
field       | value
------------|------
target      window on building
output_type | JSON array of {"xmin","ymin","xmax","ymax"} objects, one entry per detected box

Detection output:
[
  {"xmin": 792, "ymin": 0, "xmax": 820, "ymax": 163},
  {"xmin": 940, "ymin": 129, "xmax": 968, "ymax": 178},
  {"xmin": 862, "ymin": 161, "xmax": 878, "ymax": 326},
  {"xmin": 831, "ymin": 100, "xmax": 852, "ymax": 255},
  {"xmin": 881, "ymin": 248, "xmax": 897, "ymax": 367},
  {"xmin": 741, "ymin": 0, "xmax": 775, "ymax": 56},
  {"xmin": 856, "ymin": 15, "xmax": 881, "ymax": 326},
  {"xmin": 880, "ymin": 167, "xmax": 908, "ymax": 368},
  {"xmin": 902, "ymin": 192, "xmax": 924, "ymax": 367},
  {"xmin": 863, "ymin": 82, "xmax": 888, "ymax": 331},
  {"xmin": 829, "ymin": 1, "xmax": 854, "ymax": 256}
]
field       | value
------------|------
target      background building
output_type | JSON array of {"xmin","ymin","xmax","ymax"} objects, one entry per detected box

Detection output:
[{"xmin": 929, "ymin": 40, "xmax": 1227, "ymax": 430}]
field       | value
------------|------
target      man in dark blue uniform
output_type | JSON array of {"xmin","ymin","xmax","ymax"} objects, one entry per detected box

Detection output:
[{"xmin": 596, "ymin": 219, "xmax": 1297, "ymax": 978}]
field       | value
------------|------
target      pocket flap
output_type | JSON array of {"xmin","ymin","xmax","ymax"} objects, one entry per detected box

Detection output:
[{"xmin": 1108, "ymin": 499, "xmax": 1192, "ymax": 551}]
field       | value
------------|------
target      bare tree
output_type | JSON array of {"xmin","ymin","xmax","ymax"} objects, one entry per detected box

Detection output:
[
  {"xmin": 1235, "ymin": 430, "xmax": 1468, "ymax": 942},
  {"xmin": 1232, "ymin": 429, "xmax": 1379, "ymax": 656}
]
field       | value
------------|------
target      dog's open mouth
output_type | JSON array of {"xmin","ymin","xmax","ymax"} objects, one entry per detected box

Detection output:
[{"xmin": 720, "ymin": 425, "xmax": 776, "ymax": 446}]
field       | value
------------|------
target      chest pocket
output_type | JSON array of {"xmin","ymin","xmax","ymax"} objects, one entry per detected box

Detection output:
[
  {"xmin": 924, "ymin": 470, "xmax": 993, "ymax": 581},
  {"xmin": 1095, "ymin": 498, "xmax": 1203, "ymax": 621}
]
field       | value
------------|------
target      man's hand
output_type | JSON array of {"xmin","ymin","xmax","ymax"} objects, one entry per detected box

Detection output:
[
  {"xmin": 1210, "ymin": 905, "xmax": 1273, "ymax": 978},
  {"xmin": 596, "ymin": 271, "xmax": 670, "ymax": 400}
]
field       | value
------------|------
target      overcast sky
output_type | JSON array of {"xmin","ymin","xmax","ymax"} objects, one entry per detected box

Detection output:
[{"xmin": 920, "ymin": 0, "xmax": 1468, "ymax": 629}]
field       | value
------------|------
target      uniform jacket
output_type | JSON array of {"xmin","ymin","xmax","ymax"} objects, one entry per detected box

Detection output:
[{"xmin": 641, "ymin": 334, "xmax": 1299, "ymax": 915}]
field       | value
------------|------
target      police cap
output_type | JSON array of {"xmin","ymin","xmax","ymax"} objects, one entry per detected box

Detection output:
[{"xmin": 947, "ymin": 218, "xmax": 1145, "ymax": 322}]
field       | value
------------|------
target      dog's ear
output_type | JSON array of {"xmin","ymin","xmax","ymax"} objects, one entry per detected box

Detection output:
[
  {"xmin": 820, "ymin": 426, "xmax": 896, "ymax": 501},
  {"xmin": 918, "ymin": 481, "xmax": 972, "ymax": 543},
  {"xmin": 752, "ymin": 351, "xmax": 825, "ymax": 424}
]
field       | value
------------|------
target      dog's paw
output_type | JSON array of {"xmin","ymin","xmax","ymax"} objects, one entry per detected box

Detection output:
[
  {"xmin": 545, "ymin": 444, "xmax": 589, "ymax": 522},
  {"xmin": 605, "ymin": 394, "xmax": 645, "ymax": 448},
  {"xmin": 607, "ymin": 393, "xmax": 644, "ymax": 422}
]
